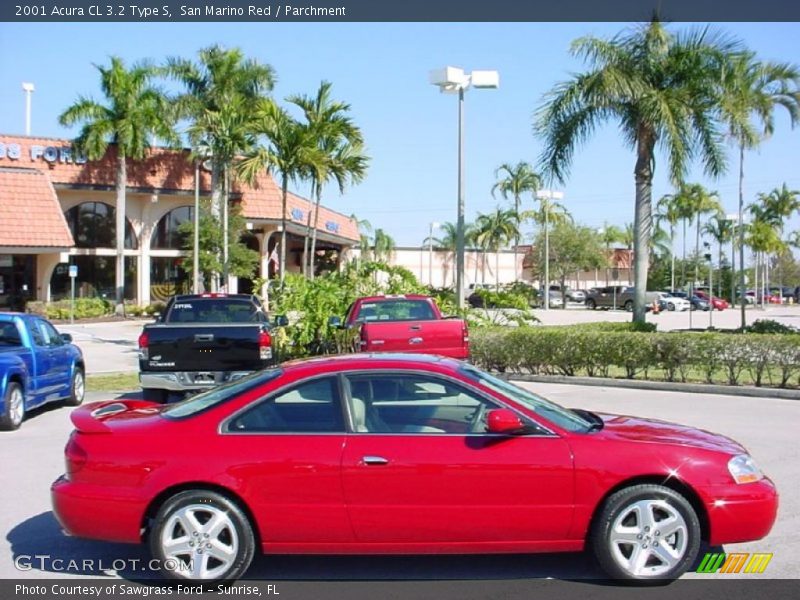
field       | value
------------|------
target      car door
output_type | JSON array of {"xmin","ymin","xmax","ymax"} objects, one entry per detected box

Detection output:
[
  {"xmin": 38, "ymin": 319, "xmax": 72, "ymax": 397},
  {"xmin": 219, "ymin": 375, "xmax": 353, "ymax": 546},
  {"xmin": 340, "ymin": 371, "xmax": 575, "ymax": 545},
  {"xmin": 22, "ymin": 319, "xmax": 55, "ymax": 403}
]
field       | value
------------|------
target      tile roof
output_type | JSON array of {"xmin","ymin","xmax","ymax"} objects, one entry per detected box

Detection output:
[
  {"xmin": 0, "ymin": 135, "xmax": 359, "ymax": 242},
  {"xmin": 0, "ymin": 166, "xmax": 74, "ymax": 248}
]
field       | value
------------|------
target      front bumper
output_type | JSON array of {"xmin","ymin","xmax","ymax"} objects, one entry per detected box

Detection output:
[
  {"xmin": 139, "ymin": 370, "xmax": 253, "ymax": 392},
  {"xmin": 705, "ymin": 478, "xmax": 779, "ymax": 546},
  {"xmin": 51, "ymin": 475, "xmax": 144, "ymax": 543}
]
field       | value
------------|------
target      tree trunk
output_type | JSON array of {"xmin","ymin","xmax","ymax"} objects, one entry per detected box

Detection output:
[
  {"xmin": 681, "ymin": 220, "xmax": 687, "ymax": 288},
  {"xmin": 738, "ymin": 142, "xmax": 747, "ymax": 328},
  {"xmin": 670, "ymin": 223, "xmax": 675, "ymax": 292},
  {"xmin": 495, "ymin": 250, "xmax": 500, "ymax": 291},
  {"xmin": 632, "ymin": 128, "xmax": 655, "ymax": 323},
  {"xmin": 302, "ymin": 180, "xmax": 316, "ymax": 277},
  {"xmin": 280, "ymin": 175, "xmax": 288, "ymax": 284},
  {"xmin": 115, "ymin": 154, "xmax": 127, "ymax": 313},
  {"xmin": 514, "ymin": 194, "xmax": 520, "ymax": 282},
  {"xmin": 695, "ymin": 214, "xmax": 701, "ymax": 289},
  {"xmin": 309, "ymin": 184, "xmax": 323, "ymax": 278},
  {"xmin": 210, "ymin": 160, "xmax": 225, "ymax": 292}
]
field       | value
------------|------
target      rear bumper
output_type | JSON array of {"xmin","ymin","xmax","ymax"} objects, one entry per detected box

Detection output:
[
  {"xmin": 51, "ymin": 475, "xmax": 144, "ymax": 543},
  {"xmin": 705, "ymin": 478, "xmax": 779, "ymax": 546},
  {"xmin": 139, "ymin": 370, "xmax": 253, "ymax": 392}
]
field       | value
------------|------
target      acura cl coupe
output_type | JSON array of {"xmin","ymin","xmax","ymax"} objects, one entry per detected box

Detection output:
[{"xmin": 52, "ymin": 354, "xmax": 777, "ymax": 583}]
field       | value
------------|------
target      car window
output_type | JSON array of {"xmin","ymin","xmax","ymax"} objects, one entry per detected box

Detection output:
[
  {"xmin": 166, "ymin": 298, "xmax": 262, "ymax": 323},
  {"xmin": 0, "ymin": 322, "xmax": 22, "ymax": 346},
  {"xmin": 26, "ymin": 321, "xmax": 46, "ymax": 347},
  {"xmin": 39, "ymin": 321, "xmax": 65, "ymax": 346},
  {"xmin": 345, "ymin": 372, "xmax": 516, "ymax": 434},
  {"xmin": 353, "ymin": 300, "xmax": 435, "ymax": 323},
  {"xmin": 227, "ymin": 376, "xmax": 344, "ymax": 433}
]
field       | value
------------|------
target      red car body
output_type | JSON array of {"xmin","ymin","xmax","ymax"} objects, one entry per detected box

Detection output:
[
  {"xmin": 694, "ymin": 291, "xmax": 729, "ymax": 310},
  {"xmin": 52, "ymin": 354, "xmax": 776, "ymax": 580},
  {"xmin": 343, "ymin": 295, "xmax": 469, "ymax": 359}
]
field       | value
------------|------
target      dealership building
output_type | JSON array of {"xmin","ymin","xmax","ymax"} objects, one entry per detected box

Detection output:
[{"xmin": 0, "ymin": 134, "xmax": 359, "ymax": 310}]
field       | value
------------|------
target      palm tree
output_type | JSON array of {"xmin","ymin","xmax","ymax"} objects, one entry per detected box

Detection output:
[
  {"xmin": 423, "ymin": 221, "xmax": 459, "ymax": 286},
  {"xmin": 598, "ymin": 224, "xmax": 624, "ymax": 287},
  {"xmin": 59, "ymin": 56, "xmax": 175, "ymax": 310},
  {"xmin": 745, "ymin": 218, "xmax": 785, "ymax": 306},
  {"xmin": 474, "ymin": 208, "xmax": 519, "ymax": 290},
  {"xmin": 752, "ymin": 184, "xmax": 800, "ymax": 299},
  {"xmin": 372, "ymin": 228, "xmax": 396, "ymax": 263},
  {"xmin": 718, "ymin": 51, "xmax": 800, "ymax": 321},
  {"xmin": 238, "ymin": 99, "xmax": 325, "ymax": 282},
  {"xmin": 655, "ymin": 194, "xmax": 682, "ymax": 290},
  {"xmin": 536, "ymin": 20, "xmax": 737, "ymax": 322},
  {"xmin": 703, "ymin": 212, "xmax": 734, "ymax": 297},
  {"xmin": 683, "ymin": 184, "xmax": 722, "ymax": 288},
  {"xmin": 289, "ymin": 82, "xmax": 368, "ymax": 277},
  {"xmin": 350, "ymin": 214, "xmax": 373, "ymax": 259},
  {"xmin": 492, "ymin": 162, "xmax": 541, "ymax": 281}
]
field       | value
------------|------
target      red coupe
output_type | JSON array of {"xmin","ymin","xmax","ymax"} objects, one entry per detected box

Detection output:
[{"xmin": 52, "ymin": 354, "xmax": 777, "ymax": 583}]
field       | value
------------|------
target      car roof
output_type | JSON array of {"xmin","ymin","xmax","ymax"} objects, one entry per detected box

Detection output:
[
  {"xmin": 280, "ymin": 352, "xmax": 461, "ymax": 376},
  {"xmin": 355, "ymin": 295, "xmax": 432, "ymax": 303}
]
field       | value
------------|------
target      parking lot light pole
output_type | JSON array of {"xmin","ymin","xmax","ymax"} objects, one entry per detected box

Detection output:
[
  {"xmin": 429, "ymin": 67, "xmax": 499, "ymax": 309},
  {"xmin": 536, "ymin": 190, "xmax": 564, "ymax": 310},
  {"xmin": 705, "ymin": 242, "xmax": 713, "ymax": 329},
  {"xmin": 428, "ymin": 221, "xmax": 440, "ymax": 286}
]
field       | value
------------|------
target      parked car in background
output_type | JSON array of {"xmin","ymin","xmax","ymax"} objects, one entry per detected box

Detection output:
[
  {"xmin": 656, "ymin": 293, "xmax": 690, "ymax": 312},
  {"xmin": 138, "ymin": 294, "xmax": 283, "ymax": 403},
  {"xmin": 585, "ymin": 287, "xmax": 659, "ymax": 311},
  {"xmin": 694, "ymin": 291, "xmax": 729, "ymax": 310},
  {"xmin": 665, "ymin": 291, "xmax": 710, "ymax": 311},
  {"xmin": 566, "ymin": 289, "xmax": 587, "ymax": 303},
  {"xmin": 53, "ymin": 354, "xmax": 778, "ymax": 582},
  {"xmin": 331, "ymin": 295, "xmax": 469, "ymax": 360},
  {"xmin": 0, "ymin": 313, "xmax": 85, "ymax": 430},
  {"xmin": 547, "ymin": 290, "xmax": 564, "ymax": 308}
]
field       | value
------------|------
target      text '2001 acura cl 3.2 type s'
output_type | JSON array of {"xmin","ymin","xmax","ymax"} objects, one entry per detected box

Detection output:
[{"xmin": 52, "ymin": 354, "xmax": 777, "ymax": 583}]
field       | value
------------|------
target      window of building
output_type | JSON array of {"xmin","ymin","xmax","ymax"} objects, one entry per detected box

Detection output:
[
  {"xmin": 150, "ymin": 257, "xmax": 190, "ymax": 302},
  {"xmin": 63, "ymin": 202, "xmax": 138, "ymax": 249},
  {"xmin": 151, "ymin": 206, "xmax": 193, "ymax": 250},
  {"xmin": 50, "ymin": 256, "xmax": 136, "ymax": 301}
]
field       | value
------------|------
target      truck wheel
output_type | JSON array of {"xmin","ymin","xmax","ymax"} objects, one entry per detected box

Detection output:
[
  {"xmin": 624, "ymin": 300, "xmax": 634, "ymax": 312},
  {"xmin": 65, "ymin": 368, "xmax": 85, "ymax": 407},
  {"xmin": 149, "ymin": 489, "xmax": 255, "ymax": 581},
  {"xmin": 1, "ymin": 382, "xmax": 25, "ymax": 431},
  {"xmin": 142, "ymin": 388, "xmax": 168, "ymax": 404},
  {"xmin": 586, "ymin": 299, "xmax": 596, "ymax": 310},
  {"xmin": 591, "ymin": 484, "xmax": 701, "ymax": 581}
]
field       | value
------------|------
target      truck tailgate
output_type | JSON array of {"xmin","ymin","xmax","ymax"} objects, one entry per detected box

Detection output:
[
  {"xmin": 360, "ymin": 320, "xmax": 468, "ymax": 359},
  {"xmin": 143, "ymin": 324, "xmax": 264, "ymax": 371}
]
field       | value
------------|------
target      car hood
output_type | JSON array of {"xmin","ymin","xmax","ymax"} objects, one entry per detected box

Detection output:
[{"xmin": 596, "ymin": 412, "xmax": 746, "ymax": 454}]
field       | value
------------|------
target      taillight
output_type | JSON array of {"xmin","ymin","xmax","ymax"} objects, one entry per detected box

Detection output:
[
  {"xmin": 65, "ymin": 433, "xmax": 87, "ymax": 479},
  {"xmin": 138, "ymin": 331, "xmax": 149, "ymax": 360},
  {"xmin": 463, "ymin": 323, "xmax": 470, "ymax": 344},
  {"xmin": 258, "ymin": 330, "xmax": 272, "ymax": 360}
]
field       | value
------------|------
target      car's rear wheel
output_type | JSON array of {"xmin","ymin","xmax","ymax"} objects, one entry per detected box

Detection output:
[
  {"xmin": 586, "ymin": 299, "xmax": 596, "ymax": 310},
  {"xmin": 591, "ymin": 484, "xmax": 701, "ymax": 582},
  {"xmin": 65, "ymin": 368, "xmax": 85, "ymax": 407},
  {"xmin": 0, "ymin": 382, "xmax": 24, "ymax": 431},
  {"xmin": 149, "ymin": 490, "xmax": 255, "ymax": 581},
  {"xmin": 624, "ymin": 300, "xmax": 634, "ymax": 312}
]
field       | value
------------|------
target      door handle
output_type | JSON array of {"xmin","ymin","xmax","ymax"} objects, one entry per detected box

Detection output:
[
  {"xmin": 362, "ymin": 455, "xmax": 389, "ymax": 466},
  {"xmin": 409, "ymin": 325, "xmax": 422, "ymax": 331},
  {"xmin": 409, "ymin": 337, "xmax": 423, "ymax": 345},
  {"xmin": 194, "ymin": 333, "xmax": 214, "ymax": 342}
]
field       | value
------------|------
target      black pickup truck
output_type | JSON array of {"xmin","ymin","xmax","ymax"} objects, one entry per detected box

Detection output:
[{"xmin": 138, "ymin": 293, "xmax": 282, "ymax": 402}]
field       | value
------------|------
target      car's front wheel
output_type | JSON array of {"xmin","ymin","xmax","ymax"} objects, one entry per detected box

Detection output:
[
  {"xmin": 667, "ymin": 303, "xmax": 675, "ymax": 311},
  {"xmin": 149, "ymin": 490, "xmax": 256, "ymax": 581},
  {"xmin": 591, "ymin": 484, "xmax": 701, "ymax": 582},
  {"xmin": 65, "ymin": 368, "xmax": 85, "ymax": 407},
  {"xmin": 586, "ymin": 299, "xmax": 596, "ymax": 310}
]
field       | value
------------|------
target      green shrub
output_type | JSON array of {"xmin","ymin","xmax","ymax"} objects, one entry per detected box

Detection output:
[
  {"xmin": 26, "ymin": 298, "xmax": 112, "ymax": 320},
  {"xmin": 470, "ymin": 327, "xmax": 800, "ymax": 389},
  {"xmin": 744, "ymin": 319, "xmax": 798, "ymax": 335},
  {"xmin": 474, "ymin": 288, "xmax": 531, "ymax": 310}
]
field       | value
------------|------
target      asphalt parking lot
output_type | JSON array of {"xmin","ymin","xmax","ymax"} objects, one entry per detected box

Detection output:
[{"xmin": 1, "ymin": 383, "xmax": 797, "ymax": 582}]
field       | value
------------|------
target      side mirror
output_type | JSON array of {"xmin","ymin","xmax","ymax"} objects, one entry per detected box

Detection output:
[
  {"xmin": 274, "ymin": 315, "xmax": 289, "ymax": 327},
  {"xmin": 60, "ymin": 333, "xmax": 73, "ymax": 343},
  {"xmin": 486, "ymin": 409, "xmax": 525, "ymax": 434},
  {"xmin": 328, "ymin": 316, "xmax": 342, "ymax": 329}
]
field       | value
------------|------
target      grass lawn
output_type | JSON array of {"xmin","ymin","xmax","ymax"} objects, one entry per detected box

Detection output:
[{"xmin": 86, "ymin": 372, "xmax": 139, "ymax": 392}]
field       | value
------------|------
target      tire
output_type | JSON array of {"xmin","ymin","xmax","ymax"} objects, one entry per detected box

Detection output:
[
  {"xmin": 142, "ymin": 388, "xmax": 168, "ymax": 404},
  {"xmin": 667, "ymin": 303, "xmax": 675, "ymax": 311},
  {"xmin": 149, "ymin": 489, "xmax": 255, "ymax": 581},
  {"xmin": 64, "ymin": 368, "xmax": 85, "ymax": 407},
  {"xmin": 586, "ymin": 299, "xmax": 596, "ymax": 310},
  {"xmin": 590, "ymin": 484, "xmax": 701, "ymax": 582},
  {"xmin": 0, "ymin": 382, "xmax": 25, "ymax": 431},
  {"xmin": 624, "ymin": 300, "xmax": 633, "ymax": 312}
]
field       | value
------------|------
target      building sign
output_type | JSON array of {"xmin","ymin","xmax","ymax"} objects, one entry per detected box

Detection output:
[
  {"xmin": 325, "ymin": 221, "xmax": 340, "ymax": 233},
  {"xmin": 0, "ymin": 142, "xmax": 87, "ymax": 164},
  {"xmin": 291, "ymin": 208, "xmax": 305, "ymax": 222}
]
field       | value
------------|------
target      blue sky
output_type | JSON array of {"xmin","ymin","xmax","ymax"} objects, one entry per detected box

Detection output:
[{"xmin": 1, "ymin": 22, "xmax": 799, "ymax": 247}]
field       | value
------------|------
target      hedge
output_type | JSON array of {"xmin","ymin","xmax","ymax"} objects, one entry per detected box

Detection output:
[
  {"xmin": 26, "ymin": 298, "xmax": 113, "ymax": 320},
  {"xmin": 470, "ymin": 327, "xmax": 800, "ymax": 388}
]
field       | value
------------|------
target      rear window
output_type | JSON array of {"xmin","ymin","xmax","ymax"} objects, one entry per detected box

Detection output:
[
  {"xmin": 353, "ymin": 299, "xmax": 435, "ymax": 322},
  {"xmin": 0, "ymin": 321, "xmax": 22, "ymax": 346},
  {"xmin": 162, "ymin": 368, "xmax": 283, "ymax": 419},
  {"xmin": 166, "ymin": 298, "xmax": 264, "ymax": 323}
]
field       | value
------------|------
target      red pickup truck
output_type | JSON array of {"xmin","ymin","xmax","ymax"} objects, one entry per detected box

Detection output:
[{"xmin": 331, "ymin": 295, "xmax": 469, "ymax": 359}]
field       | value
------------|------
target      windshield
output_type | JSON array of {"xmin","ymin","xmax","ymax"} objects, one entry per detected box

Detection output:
[
  {"xmin": 460, "ymin": 365, "xmax": 592, "ymax": 432},
  {"xmin": 165, "ymin": 298, "xmax": 265, "ymax": 323},
  {"xmin": 162, "ymin": 368, "xmax": 283, "ymax": 418}
]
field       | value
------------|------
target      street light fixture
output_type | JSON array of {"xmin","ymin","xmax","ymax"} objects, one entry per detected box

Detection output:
[
  {"xmin": 22, "ymin": 82, "xmax": 34, "ymax": 136},
  {"xmin": 536, "ymin": 189, "xmax": 564, "ymax": 310},
  {"xmin": 429, "ymin": 66, "xmax": 499, "ymax": 308}
]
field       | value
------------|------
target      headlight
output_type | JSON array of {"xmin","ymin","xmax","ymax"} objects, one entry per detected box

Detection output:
[{"xmin": 728, "ymin": 454, "xmax": 764, "ymax": 484}]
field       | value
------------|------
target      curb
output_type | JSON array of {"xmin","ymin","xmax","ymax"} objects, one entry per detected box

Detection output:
[{"xmin": 497, "ymin": 373, "xmax": 800, "ymax": 400}]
